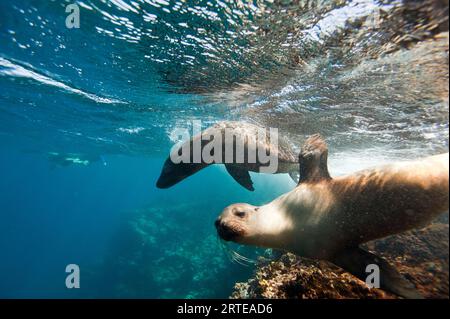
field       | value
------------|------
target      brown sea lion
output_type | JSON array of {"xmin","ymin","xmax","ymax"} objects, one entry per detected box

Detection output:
[
  {"xmin": 156, "ymin": 121, "xmax": 299, "ymax": 191},
  {"xmin": 215, "ymin": 134, "xmax": 449, "ymax": 298}
]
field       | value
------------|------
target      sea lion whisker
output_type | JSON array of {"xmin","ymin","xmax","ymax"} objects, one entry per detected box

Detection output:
[
  {"xmin": 229, "ymin": 249, "xmax": 256, "ymax": 266},
  {"xmin": 229, "ymin": 251, "xmax": 252, "ymax": 267},
  {"xmin": 218, "ymin": 238, "xmax": 255, "ymax": 266},
  {"xmin": 232, "ymin": 251, "xmax": 256, "ymax": 265}
]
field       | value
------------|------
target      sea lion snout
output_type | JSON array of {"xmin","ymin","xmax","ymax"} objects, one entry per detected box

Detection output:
[
  {"xmin": 215, "ymin": 218, "xmax": 240, "ymax": 241},
  {"xmin": 215, "ymin": 203, "xmax": 257, "ymax": 241}
]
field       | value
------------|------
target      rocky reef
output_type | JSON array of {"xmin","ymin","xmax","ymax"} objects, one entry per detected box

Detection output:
[{"xmin": 231, "ymin": 221, "xmax": 449, "ymax": 299}]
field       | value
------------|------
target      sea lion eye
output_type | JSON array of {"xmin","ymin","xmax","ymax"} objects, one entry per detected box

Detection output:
[{"xmin": 234, "ymin": 211, "xmax": 246, "ymax": 218}]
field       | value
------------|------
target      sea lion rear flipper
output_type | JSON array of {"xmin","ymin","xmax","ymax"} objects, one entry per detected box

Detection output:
[
  {"xmin": 331, "ymin": 247, "xmax": 423, "ymax": 299},
  {"xmin": 225, "ymin": 165, "xmax": 254, "ymax": 191},
  {"xmin": 298, "ymin": 134, "xmax": 331, "ymax": 184}
]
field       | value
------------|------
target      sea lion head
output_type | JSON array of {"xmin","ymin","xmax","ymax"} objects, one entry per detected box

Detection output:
[
  {"xmin": 215, "ymin": 134, "xmax": 333, "ymax": 249},
  {"xmin": 215, "ymin": 202, "xmax": 292, "ymax": 249},
  {"xmin": 215, "ymin": 203, "xmax": 259, "ymax": 243}
]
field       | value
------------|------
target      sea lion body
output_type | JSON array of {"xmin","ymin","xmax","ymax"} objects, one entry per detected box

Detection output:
[
  {"xmin": 157, "ymin": 121, "xmax": 299, "ymax": 190},
  {"xmin": 250, "ymin": 153, "xmax": 449, "ymax": 259},
  {"xmin": 216, "ymin": 134, "xmax": 449, "ymax": 298}
]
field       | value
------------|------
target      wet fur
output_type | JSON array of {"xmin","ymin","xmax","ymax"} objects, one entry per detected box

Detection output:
[{"xmin": 217, "ymin": 151, "xmax": 449, "ymax": 298}]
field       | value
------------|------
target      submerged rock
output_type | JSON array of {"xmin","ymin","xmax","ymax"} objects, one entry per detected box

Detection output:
[
  {"xmin": 231, "ymin": 222, "xmax": 449, "ymax": 299},
  {"xmin": 231, "ymin": 255, "xmax": 392, "ymax": 299}
]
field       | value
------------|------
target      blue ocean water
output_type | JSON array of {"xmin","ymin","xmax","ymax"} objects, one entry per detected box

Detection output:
[
  {"xmin": 0, "ymin": 0, "xmax": 448, "ymax": 298},
  {"xmin": 0, "ymin": 147, "xmax": 293, "ymax": 298}
]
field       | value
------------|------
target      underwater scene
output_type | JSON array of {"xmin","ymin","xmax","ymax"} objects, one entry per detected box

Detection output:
[{"xmin": 0, "ymin": 0, "xmax": 448, "ymax": 299}]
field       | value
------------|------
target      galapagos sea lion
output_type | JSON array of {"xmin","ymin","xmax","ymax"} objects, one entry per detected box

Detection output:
[
  {"xmin": 156, "ymin": 121, "xmax": 299, "ymax": 191},
  {"xmin": 215, "ymin": 134, "xmax": 449, "ymax": 298}
]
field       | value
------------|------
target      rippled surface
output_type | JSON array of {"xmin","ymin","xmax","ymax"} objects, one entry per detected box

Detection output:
[
  {"xmin": 1, "ymin": 0, "xmax": 448, "ymax": 160},
  {"xmin": 0, "ymin": 0, "xmax": 448, "ymax": 298}
]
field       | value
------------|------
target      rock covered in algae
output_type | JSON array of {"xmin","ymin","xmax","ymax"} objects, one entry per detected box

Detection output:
[
  {"xmin": 231, "ymin": 254, "xmax": 392, "ymax": 299},
  {"xmin": 231, "ymin": 222, "xmax": 449, "ymax": 299}
]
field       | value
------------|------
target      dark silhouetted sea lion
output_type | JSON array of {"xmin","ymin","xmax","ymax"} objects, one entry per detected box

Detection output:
[
  {"xmin": 215, "ymin": 135, "xmax": 449, "ymax": 298},
  {"xmin": 156, "ymin": 121, "xmax": 299, "ymax": 191}
]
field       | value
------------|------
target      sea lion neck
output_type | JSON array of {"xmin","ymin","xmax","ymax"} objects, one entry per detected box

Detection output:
[{"xmin": 255, "ymin": 183, "xmax": 335, "ymax": 251}]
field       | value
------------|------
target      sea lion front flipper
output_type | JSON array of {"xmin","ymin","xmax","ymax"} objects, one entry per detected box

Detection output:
[
  {"xmin": 225, "ymin": 165, "xmax": 254, "ymax": 191},
  {"xmin": 298, "ymin": 134, "xmax": 331, "ymax": 184},
  {"xmin": 331, "ymin": 247, "xmax": 423, "ymax": 299}
]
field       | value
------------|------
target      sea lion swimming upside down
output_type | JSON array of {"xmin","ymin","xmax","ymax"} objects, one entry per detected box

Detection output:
[
  {"xmin": 215, "ymin": 135, "xmax": 449, "ymax": 298},
  {"xmin": 156, "ymin": 121, "xmax": 300, "ymax": 191}
]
